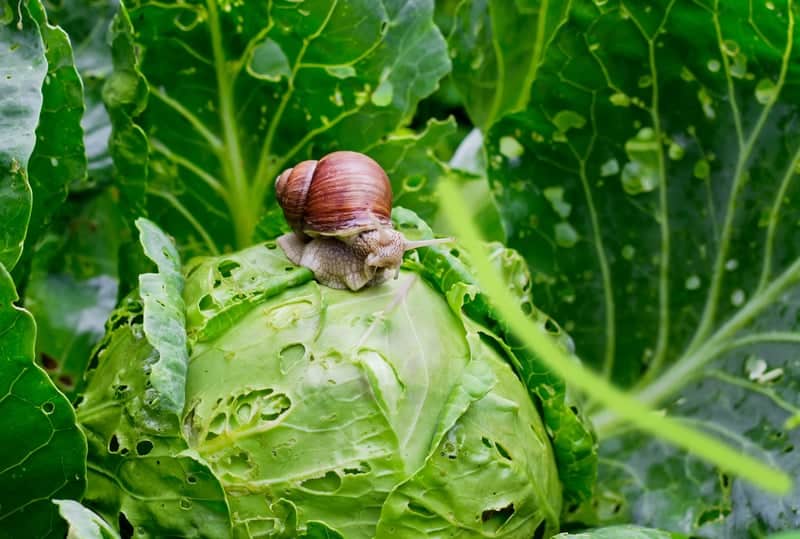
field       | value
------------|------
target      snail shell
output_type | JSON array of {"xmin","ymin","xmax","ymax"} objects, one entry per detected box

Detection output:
[{"xmin": 275, "ymin": 151, "xmax": 393, "ymax": 239}]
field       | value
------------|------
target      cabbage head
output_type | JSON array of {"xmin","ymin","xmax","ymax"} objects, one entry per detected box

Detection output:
[{"xmin": 76, "ymin": 214, "xmax": 595, "ymax": 539}]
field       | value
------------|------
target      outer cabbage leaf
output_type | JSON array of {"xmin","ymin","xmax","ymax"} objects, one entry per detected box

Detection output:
[
  {"xmin": 485, "ymin": 0, "xmax": 800, "ymax": 535},
  {"xmin": 0, "ymin": 0, "xmax": 45, "ymax": 270},
  {"xmin": 394, "ymin": 207, "xmax": 597, "ymax": 506},
  {"xmin": 77, "ymin": 296, "xmax": 231, "ymax": 538},
  {"xmin": 106, "ymin": 0, "xmax": 450, "ymax": 255},
  {"xmin": 0, "ymin": 262, "xmax": 86, "ymax": 538}
]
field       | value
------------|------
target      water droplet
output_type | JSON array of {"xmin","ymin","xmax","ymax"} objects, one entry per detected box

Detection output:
[
  {"xmin": 621, "ymin": 245, "xmax": 635, "ymax": 260},
  {"xmin": 693, "ymin": 159, "xmax": 711, "ymax": 180},
  {"xmin": 731, "ymin": 289, "xmax": 746, "ymax": 306},
  {"xmin": 755, "ymin": 78, "xmax": 777, "ymax": 104},
  {"xmin": 729, "ymin": 53, "xmax": 748, "ymax": 79},
  {"xmin": 555, "ymin": 222, "xmax": 578, "ymax": 248},
  {"xmin": 601, "ymin": 158, "xmax": 619, "ymax": 176},
  {"xmin": 621, "ymin": 128, "xmax": 660, "ymax": 195},
  {"xmin": 371, "ymin": 79, "xmax": 393, "ymax": 107},
  {"xmin": 725, "ymin": 259, "xmax": 739, "ymax": 271},
  {"xmin": 543, "ymin": 187, "xmax": 572, "ymax": 218},
  {"xmin": 552, "ymin": 110, "xmax": 586, "ymax": 133},
  {"xmin": 698, "ymin": 87, "xmax": 715, "ymax": 119},
  {"xmin": 707, "ymin": 59, "xmax": 721, "ymax": 72},
  {"xmin": 50, "ymin": 157, "xmax": 59, "ymax": 168},
  {"xmin": 609, "ymin": 92, "xmax": 631, "ymax": 106},
  {"xmin": 668, "ymin": 142, "xmax": 684, "ymax": 160},
  {"xmin": 499, "ymin": 136, "xmax": 524, "ymax": 159},
  {"xmin": 766, "ymin": 1, "xmax": 775, "ymax": 10},
  {"xmin": 685, "ymin": 275, "xmax": 701, "ymax": 290}
]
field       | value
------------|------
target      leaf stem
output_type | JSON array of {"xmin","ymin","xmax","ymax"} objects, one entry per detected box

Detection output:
[{"xmin": 207, "ymin": 0, "xmax": 253, "ymax": 248}]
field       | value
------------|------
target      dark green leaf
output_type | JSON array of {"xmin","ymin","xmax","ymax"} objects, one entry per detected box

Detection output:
[
  {"xmin": 135, "ymin": 217, "xmax": 187, "ymax": 420},
  {"xmin": 54, "ymin": 499, "xmax": 120, "ymax": 539},
  {"xmin": 0, "ymin": 0, "xmax": 45, "ymax": 270},
  {"xmin": 24, "ymin": 0, "xmax": 87, "ymax": 251},
  {"xmin": 0, "ymin": 262, "xmax": 86, "ymax": 537},
  {"xmin": 107, "ymin": 0, "xmax": 450, "ymax": 255},
  {"xmin": 486, "ymin": 0, "xmax": 800, "ymax": 534},
  {"xmin": 77, "ymin": 297, "xmax": 231, "ymax": 538},
  {"xmin": 447, "ymin": 0, "xmax": 568, "ymax": 129}
]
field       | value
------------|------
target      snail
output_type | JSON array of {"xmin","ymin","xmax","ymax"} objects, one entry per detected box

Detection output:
[{"xmin": 275, "ymin": 151, "xmax": 448, "ymax": 291}]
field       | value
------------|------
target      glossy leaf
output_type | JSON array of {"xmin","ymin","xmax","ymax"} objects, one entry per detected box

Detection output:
[
  {"xmin": 0, "ymin": 0, "xmax": 45, "ymax": 270},
  {"xmin": 486, "ymin": 0, "xmax": 800, "ymax": 534},
  {"xmin": 0, "ymin": 262, "xmax": 86, "ymax": 537},
  {"xmin": 54, "ymin": 499, "xmax": 120, "ymax": 539},
  {"xmin": 107, "ymin": 0, "xmax": 450, "ymax": 255},
  {"xmin": 447, "ymin": 0, "xmax": 568, "ymax": 129},
  {"xmin": 24, "ymin": 0, "xmax": 87, "ymax": 250}
]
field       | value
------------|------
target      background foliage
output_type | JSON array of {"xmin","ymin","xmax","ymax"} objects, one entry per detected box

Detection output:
[{"xmin": 2, "ymin": 0, "xmax": 800, "ymax": 537}]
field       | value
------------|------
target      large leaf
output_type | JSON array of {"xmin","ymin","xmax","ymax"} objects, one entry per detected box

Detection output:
[
  {"xmin": 554, "ymin": 525, "xmax": 686, "ymax": 539},
  {"xmin": 54, "ymin": 499, "xmax": 120, "ymax": 539},
  {"xmin": 486, "ymin": 0, "xmax": 800, "ymax": 535},
  {"xmin": 23, "ymin": 0, "xmax": 87, "ymax": 249},
  {"xmin": 446, "ymin": 0, "xmax": 568, "ymax": 129},
  {"xmin": 107, "ymin": 0, "xmax": 450, "ymax": 256},
  {"xmin": 0, "ymin": 262, "xmax": 86, "ymax": 537},
  {"xmin": 0, "ymin": 0, "xmax": 45, "ymax": 270}
]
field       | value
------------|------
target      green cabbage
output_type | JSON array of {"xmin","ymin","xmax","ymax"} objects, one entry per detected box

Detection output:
[{"xmin": 76, "ymin": 215, "xmax": 594, "ymax": 538}]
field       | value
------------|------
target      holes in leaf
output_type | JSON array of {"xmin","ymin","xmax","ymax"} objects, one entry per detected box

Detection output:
[
  {"xmin": 481, "ymin": 504, "xmax": 515, "ymax": 531},
  {"xmin": 544, "ymin": 318, "xmax": 559, "ymax": 334},
  {"xmin": 402, "ymin": 175, "xmax": 426, "ymax": 192},
  {"xmin": 41, "ymin": 401, "xmax": 55, "ymax": 414},
  {"xmin": 265, "ymin": 241, "xmax": 277, "ymax": 250},
  {"xmin": 218, "ymin": 260, "xmax": 240, "ymax": 277},
  {"xmin": 533, "ymin": 521, "xmax": 547, "ymax": 539},
  {"xmin": 136, "ymin": 440, "xmax": 154, "ymax": 456},
  {"xmin": 343, "ymin": 461, "xmax": 371, "ymax": 475},
  {"xmin": 398, "ymin": 221, "xmax": 418, "ymax": 230},
  {"xmin": 179, "ymin": 497, "xmax": 193, "ymax": 510},
  {"xmin": 449, "ymin": 248, "xmax": 460, "ymax": 258},
  {"xmin": 120, "ymin": 448, "xmax": 129, "ymax": 456},
  {"xmin": 279, "ymin": 343, "xmax": 306, "ymax": 373},
  {"xmin": 495, "ymin": 442, "xmax": 512, "ymax": 460},
  {"xmin": 697, "ymin": 508, "xmax": 723, "ymax": 526},
  {"xmin": 721, "ymin": 473, "xmax": 730, "ymax": 489},
  {"xmin": 213, "ymin": 279, "xmax": 222, "ymax": 288},
  {"xmin": 784, "ymin": 444, "xmax": 794, "ymax": 454},
  {"xmin": 187, "ymin": 475, "xmax": 197, "ymax": 484},
  {"xmin": 521, "ymin": 301, "xmax": 533, "ymax": 315},
  {"xmin": 131, "ymin": 313, "xmax": 144, "ymax": 326},
  {"xmin": 407, "ymin": 502, "xmax": 434, "ymax": 517},
  {"xmin": 481, "ymin": 437, "xmax": 493, "ymax": 449},
  {"xmin": 58, "ymin": 374, "xmax": 75, "ymax": 390},
  {"xmin": 118, "ymin": 512, "xmax": 134, "ymax": 539},
  {"xmin": 380, "ymin": 20, "xmax": 388, "ymax": 33},
  {"xmin": 209, "ymin": 413, "xmax": 227, "ymax": 435},
  {"xmin": 199, "ymin": 294, "xmax": 218, "ymax": 311},
  {"xmin": 300, "ymin": 470, "xmax": 341, "ymax": 493},
  {"xmin": 108, "ymin": 435, "xmax": 120, "ymax": 453},
  {"xmin": 284, "ymin": 266, "xmax": 294, "ymax": 272},
  {"xmin": 40, "ymin": 352, "xmax": 58, "ymax": 371},
  {"xmin": 261, "ymin": 393, "xmax": 291, "ymax": 421}
]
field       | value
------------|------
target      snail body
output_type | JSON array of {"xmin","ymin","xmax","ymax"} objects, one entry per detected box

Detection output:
[{"xmin": 275, "ymin": 151, "xmax": 446, "ymax": 290}]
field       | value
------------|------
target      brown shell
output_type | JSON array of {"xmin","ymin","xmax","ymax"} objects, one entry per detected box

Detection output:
[
  {"xmin": 275, "ymin": 159, "xmax": 317, "ymax": 235},
  {"xmin": 275, "ymin": 151, "xmax": 393, "ymax": 237}
]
